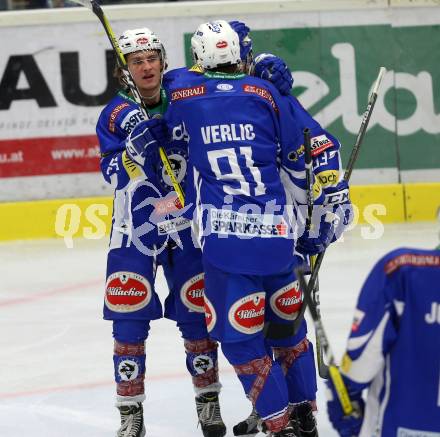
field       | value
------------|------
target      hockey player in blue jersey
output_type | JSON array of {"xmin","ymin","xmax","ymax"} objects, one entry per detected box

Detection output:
[
  {"xmin": 326, "ymin": 245, "xmax": 440, "ymax": 437},
  {"xmin": 230, "ymin": 22, "xmax": 352, "ymax": 437},
  {"xmin": 97, "ymin": 24, "xmax": 298, "ymax": 437},
  {"xmin": 96, "ymin": 28, "xmax": 226, "ymax": 437},
  {"xmin": 155, "ymin": 20, "xmax": 349, "ymax": 437}
]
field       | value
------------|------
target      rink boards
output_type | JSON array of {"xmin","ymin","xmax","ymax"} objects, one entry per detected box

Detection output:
[{"xmin": 1, "ymin": 182, "xmax": 439, "ymax": 241}]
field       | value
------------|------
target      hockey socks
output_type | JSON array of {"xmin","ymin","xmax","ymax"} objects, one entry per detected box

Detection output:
[
  {"xmin": 184, "ymin": 338, "xmax": 221, "ymax": 393},
  {"xmin": 114, "ymin": 340, "xmax": 146, "ymax": 400},
  {"xmin": 221, "ymin": 339, "xmax": 290, "ymax": 433}
]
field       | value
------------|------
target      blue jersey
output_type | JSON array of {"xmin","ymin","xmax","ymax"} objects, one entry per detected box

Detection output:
[
  {"xmin": 340, "ymin": 247, "xmax": 440, "ymax": 436},
  {"xmin": 96, "ymin": 87, "xmax": 190, "ymax": 249},
  {"xmin": 165, "ymin": 70, "xmax": 302, "ymax": 275}
]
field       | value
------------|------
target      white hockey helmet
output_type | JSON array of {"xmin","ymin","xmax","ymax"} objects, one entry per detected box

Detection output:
[
  {"xmin": 118, "ymin": 28, "xmax": 166, "ymax": 63},
  {"xmin": 191, "ymin": 20, "xmax": 241, "ymax": 70}
]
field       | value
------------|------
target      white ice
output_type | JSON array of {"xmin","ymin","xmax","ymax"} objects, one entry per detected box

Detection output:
[{"xmin": 1, "ymin": 222, "xmax": 438, "ymax": 437}]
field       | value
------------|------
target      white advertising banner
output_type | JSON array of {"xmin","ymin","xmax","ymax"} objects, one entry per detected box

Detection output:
[{"xmin": 0, "ymin": 2, "xmax": 439, "ymax": 200}]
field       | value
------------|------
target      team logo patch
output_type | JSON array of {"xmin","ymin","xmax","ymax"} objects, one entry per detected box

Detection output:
[
  {"xmin": 181, "ymin": 273, "xmax": 205, "ymax": 313},
  {"xmin": 228, "ymin": 292, "xmax": 265, "ymax": 334},
  {"xmin": 204, "ymin": 296, "xmax": 217, "ymax": 333},
  {"xmin": 118, "ymin": 359, "xmax": 140, "ymax": 381},
  {"xmin": 171, "ymin": 85, "xmax": 206, "ymax": 101},
  {"xmin": 159, "ymin": 148, "xmax": 187, "ymax": 190},
  {"xmin": 270, "ymin": 281, "xmax": 302, "ymax": 320},
  {"xmin": 310, "ymin": 135, "xmax": 334, "ymax": 157},
  {"xmin": 105, "ymin": 272, "xmax": 152, "ymax": 313},
  {"xmin": 109, "ymin": 102, "xmax": 130, "ymax": 132},
  {"xmin": 193, "ymin": 355, "xmax": 214, "ymax": 374},
  {"xmin": 242, "ymin": 85, "xmax": 278, "ymax": 112}
]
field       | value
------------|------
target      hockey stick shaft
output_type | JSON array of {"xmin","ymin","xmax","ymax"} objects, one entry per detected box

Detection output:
[
  {"xmin": 303, "ymin": 127, "xmax": 313, "ymax": 230},
  {"xmin": 71, "ymin": 0, "xmax": 185, "ymax": 206},
  {"xmin": 303, "ymin": 128, "xmax": 329, "ymax": 377},
  {"xmin": 294, "ymin": 67, "xmax": 386, "ymax": 414},
  {"xmin": 306, "ymin": 66, "xmax": 386, "ymax": 294},
  {"xmin": 295, "ymin": 266, "xmax": 353, "ymax": 415},
  {"xmin": 292, "ymin": 66, "xmax": 386, "ymax": 376}
]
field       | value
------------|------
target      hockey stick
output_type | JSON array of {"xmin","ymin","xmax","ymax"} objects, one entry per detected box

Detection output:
[
  {"xmin": 303, "ymin": 128, "xmax": 313, "ymax": 230},
  {"xmin": 70, "ymin": 0, "xmax": 185, "ymax": 206},
  {"xmin": 295, "ymin": 265, "xmax": 355, "ymax": 416},
  {"xmin": 306, "ymin": 66, "xmax": 386, "ymax": 295},
  {"xmin": 303, "ymin": 129, "xmax": 329, "ymax": 378},
  {"xmin": 291, "ymin": 67, "xmax": 386, "ymax": 377}
]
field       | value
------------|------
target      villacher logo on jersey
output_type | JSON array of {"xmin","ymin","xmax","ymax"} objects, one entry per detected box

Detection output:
[
  {"xmin": 269, "ymin": 281, "xmax": 303, "ymax": 321},
  {"xmin": 105, "ymin": 271, "xmax": 152, "ymax": 313},
  {"xmin": 228, "ymin": 293, "xmax": 266, "ymax": 334},
  {"xmin": 180, "ymin": 273, "xmax": 205, "ymax": 313},
  {"xmin": 204, "ymin": 296, "xmax": 217, "ymax": 333}
]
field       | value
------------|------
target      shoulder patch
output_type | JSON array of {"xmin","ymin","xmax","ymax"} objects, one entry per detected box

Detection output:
[
  {"xmin": 310, "ymin": 135, "xmax": 334, "ymax": 157},
  {"xmin": 189, "ymin": 64, "xmax": 204, "ymax": 74},
  {"xmin": 171, "ymin": 85, "xmax": 206, "ymax": 101},
  {"xmin": 384, "ymin": 253, "xmax": 440, "ymax": 275},
  {"xmin": 109, "ymin": 102, "xmax": 130, "ymax": 133},
  {"xmin": 242, "ymin": 84, "xmax": 278, "ymax": 112}
]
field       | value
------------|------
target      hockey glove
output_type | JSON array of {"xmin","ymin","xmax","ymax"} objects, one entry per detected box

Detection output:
[
  {"xmin": 229, "ymin": 21, "xmax": 253, "ymax": 63},
  {"xmin": 326, "ymin": 379, "xmax": 364, "ymax": 437},
  {"xmin": 252, "ymin": 53, "xmax": 294, "ymax": 95},
  {"xmin": 125, "ymin": 118, "xmax": 168, "ymax": 167},
  {"xmin": 296, "ymin": 206, "xmax": 336, "ymax": 256},
  {"xmin": 323, "ymin": 180, "xmax": 353, "ymax": 241}
]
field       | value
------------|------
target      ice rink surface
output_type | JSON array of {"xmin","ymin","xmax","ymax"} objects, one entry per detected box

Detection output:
[{"xmin": 1, "ymin": 222, "xmax": 438, "ymax": 437}]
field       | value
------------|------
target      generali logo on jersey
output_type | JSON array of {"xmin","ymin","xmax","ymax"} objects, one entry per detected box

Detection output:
[
  {"xmin": 243, "ymin": 85, "xmax": 278, "ymax": 112},
  {"xmin": 269, "ymin": 281, "xmax": 302, "ymax": 320},
  {"xmin": 204, "ymin": 296, "xmax": 217, "ymax": 333},
  {"xmin": 171, "ymin": 85, "xmax": 206, "ymax": 101},
  {"xmin": 181, "ymin": 273, "xmax": 205, "ymax": 313},
  {"xmin": 229, "ymin": 292, "xmax": 265, "ymax": 334},
  {"xmin": 108, "ymin": 102, "xmax": 130, "ymax": 133},
  {"xmin": 105, "ymin": 271, "xmax": 152, "ymax": 312}
]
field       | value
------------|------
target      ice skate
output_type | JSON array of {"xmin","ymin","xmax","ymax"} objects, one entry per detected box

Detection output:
[
  {"xmin": 232, "ymin": 407, "xmax": 262, "ymax": 436},
  {"xmin": 195, "ymin": 392, "xmax": 226, "ymax": 437},
  {"xmin": 116, "ymin": 402, "xmax": 146, "ymax": 437},
  {"xmin": 290, "ymin": 403, "xmax": 318, "ymax": 437}
]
